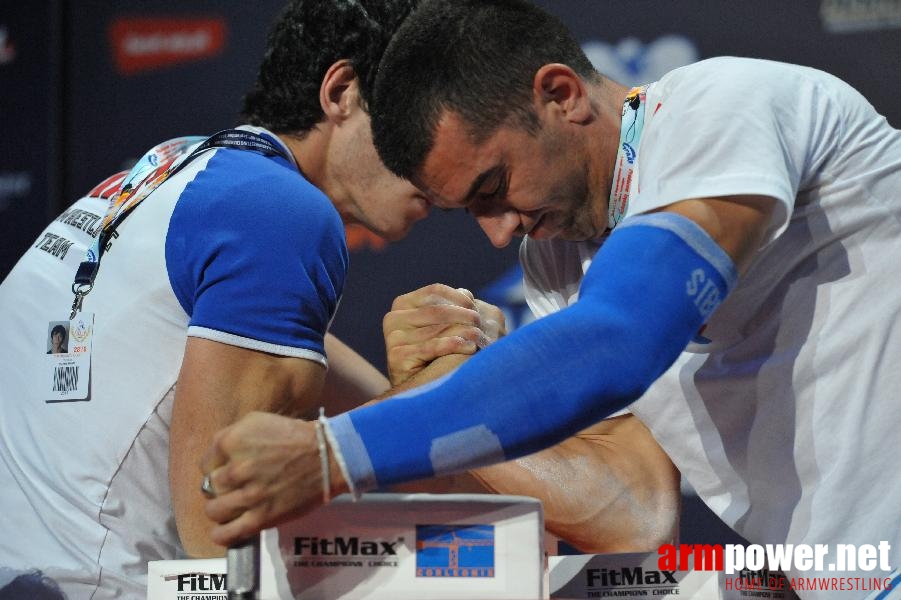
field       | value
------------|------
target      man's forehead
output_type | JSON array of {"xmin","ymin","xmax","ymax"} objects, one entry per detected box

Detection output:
[
  {"xmin": 418, "ymin": 112, "xmax": 497, "ymax": 207},
  {"xmin": 410, "ymin": 174, "xmax": 453, "ymax": 207},
  {"xmin": 411, "ymin": 175, "xmax": 473, "ymax": 210}
]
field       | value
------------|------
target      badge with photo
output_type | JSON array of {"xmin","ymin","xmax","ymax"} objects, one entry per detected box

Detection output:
[{"xmin": 44, "ymin": 313, "xmax": 94, "ymax": 402}]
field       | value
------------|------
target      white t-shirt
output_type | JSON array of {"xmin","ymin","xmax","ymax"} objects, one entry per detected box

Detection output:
[
  {"xmin": 522, "ymin": 58, "xmax": 901, "ymax": 596},
  {"xmin": 0, "ymin": 128, "xmax": 347, "ymax": 599}
]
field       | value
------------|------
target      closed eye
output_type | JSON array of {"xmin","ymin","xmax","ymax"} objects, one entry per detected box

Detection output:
[{"xmin": 469, "ymin": 172, "xmax": 508, "ymax": 217}]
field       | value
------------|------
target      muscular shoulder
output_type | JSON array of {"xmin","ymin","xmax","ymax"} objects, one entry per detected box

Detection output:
[
  {"xmin": 635, "ymin": 58, "xmax": 845, "ymax": 240},
  {"xmin": 181, "ymin": 148, "xmax": 343, "ymax": 239},
  {"xmin": 165, "ymin": 149, "xmax": 348, "ymax": 355}
]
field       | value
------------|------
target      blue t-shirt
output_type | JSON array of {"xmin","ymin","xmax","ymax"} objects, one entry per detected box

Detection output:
[{"xmin": 0, "ymin": 126, "xmax": 347, "ymax": 598}]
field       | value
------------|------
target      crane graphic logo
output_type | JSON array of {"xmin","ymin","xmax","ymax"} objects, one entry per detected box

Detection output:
[{"xmin": 415, "ymin": 524, "xmax": 495, "ymax": 577}]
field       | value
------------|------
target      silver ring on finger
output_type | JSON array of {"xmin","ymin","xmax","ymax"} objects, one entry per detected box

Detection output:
[{"xmin": 200, "ymin": 473, "xmax": 217, "ymax": 498}]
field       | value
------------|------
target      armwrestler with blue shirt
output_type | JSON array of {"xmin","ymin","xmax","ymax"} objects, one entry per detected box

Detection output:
[
  {"xmin": 180, "ymin": 0, "xmax": 682, "ymax": 559},
  {"xmin": 205, "ymin": 7, "xmax": 901, "ymax": 591},
  {"xmin": 198, "ymin": 0, "xmax": 758, "ymax": 551}
]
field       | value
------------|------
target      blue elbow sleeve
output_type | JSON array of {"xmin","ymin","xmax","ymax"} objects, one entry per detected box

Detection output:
[{"xmin": 328, "ymin": 212, "xmax": 738, "ymax": 491}]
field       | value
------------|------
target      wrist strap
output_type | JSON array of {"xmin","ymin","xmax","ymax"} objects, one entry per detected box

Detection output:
[
  {"xmin": 314, "ymin": 408, "xmax": 331, "ymax": 504},
  {"xmin": 318, "ymin": 410, "xmax": 361, "ymax": 500}
]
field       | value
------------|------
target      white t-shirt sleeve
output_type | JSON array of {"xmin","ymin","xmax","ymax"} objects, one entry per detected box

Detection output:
[{"xmin": 632, "ymin": 57, "xmax": 841, "ymax": 246}]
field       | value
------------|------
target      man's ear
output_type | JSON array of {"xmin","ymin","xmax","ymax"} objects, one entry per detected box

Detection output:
[
  {"xmin": 320, "ymin": 59, "xmax": 360, "ymax": 122},
  {"xmin": 532, "ymin": 63, "xmax": 592, "ymax": 123}
]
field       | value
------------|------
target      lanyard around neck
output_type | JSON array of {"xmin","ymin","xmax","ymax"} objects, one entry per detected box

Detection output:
[
  {"xmin": 69, "ymin": 129, "xmax": 293, "ymax": 318},
  {"xmin": 608, "ymin": 85, "xmax": 649, "ymax": 231}
]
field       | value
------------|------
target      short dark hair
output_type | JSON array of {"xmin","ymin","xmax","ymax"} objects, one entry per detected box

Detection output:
[
  {"xmin": 372, "ymin": 0, "xmax": 600, "ymax": 180},
  {"xmin": 51, "ymin": 324, "xmax": 67, "ymax": 340},
  {"xmin": 242, "ymin": 0, "xmax": 417, "ymax": 134}
]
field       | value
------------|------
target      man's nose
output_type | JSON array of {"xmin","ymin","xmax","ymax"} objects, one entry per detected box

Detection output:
[{"xmin": 475, "ymin": 210, "xmax": 520, "ymax": 248}]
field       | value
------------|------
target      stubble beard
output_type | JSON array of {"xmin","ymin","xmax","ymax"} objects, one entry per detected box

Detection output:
[{"xmin": 559, "ymin": 164, "xmax": 606, "ymax": 241}]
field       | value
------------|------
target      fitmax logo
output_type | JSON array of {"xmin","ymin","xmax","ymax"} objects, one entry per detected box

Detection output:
[
  {"xmin": 294, "ymin": 536, "xmax": 399, "ymax": 556},
  {"xmin": 587, "ymin": 567, "xmax": 678, "ymax": 587},
  {"xmin": 176, "ymin": 573, "xmax": 226, "ymax": 592}
]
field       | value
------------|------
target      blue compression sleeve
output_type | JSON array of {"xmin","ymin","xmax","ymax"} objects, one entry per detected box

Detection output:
[{"xmin": 329, "ymin": 212, "xmax": 738, "ymax": 491}]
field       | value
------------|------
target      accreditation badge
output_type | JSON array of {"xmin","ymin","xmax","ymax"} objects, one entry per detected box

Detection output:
[{"xmin": 44, "ymin": 312, "xmax": 94, "ymax": 402}]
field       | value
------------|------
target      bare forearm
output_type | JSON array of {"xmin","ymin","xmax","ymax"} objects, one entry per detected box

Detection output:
[
  {"xmin": 319, "ymin": 334, "xmax": 391, "ymax": 417},
  {"xmin": 377, "ymin": 355, "xmax": 680, "ymax": 551},
  {"xmin": 373, "ymin": 353, "xmax": 468, "ymax": 401},
  {"xmin": 172, "ymin": 338, "xmax": 326, "ymax": 556},
  {"xmin": 468, "ymin": 420, "xmax": 680, "ymax": 552}
]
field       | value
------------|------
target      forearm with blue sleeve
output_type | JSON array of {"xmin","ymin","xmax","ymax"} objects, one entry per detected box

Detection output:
[{"xmin": 326, "ymin": 212, "xmax": 738, "ymax": 492}]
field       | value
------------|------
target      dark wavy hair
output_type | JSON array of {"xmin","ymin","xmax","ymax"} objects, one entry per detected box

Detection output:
[
  {"xmin": 372, "ymin": 0, "xmax": 600, "ymax": 180},
  {"xmin": 0, "ymin": 571, "xmax": 66, "ymax": 600},
  {"xmin": 242, "ymin": 0, "xmax": 417, "ymax": 134}
]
